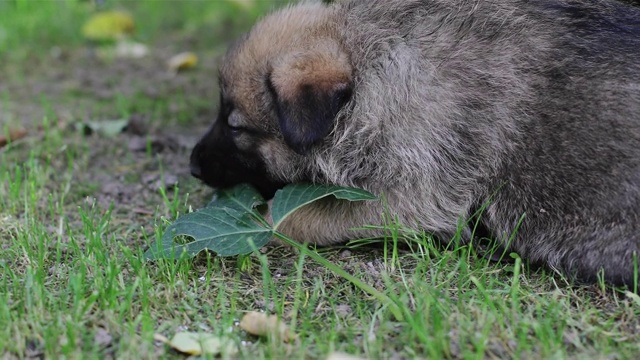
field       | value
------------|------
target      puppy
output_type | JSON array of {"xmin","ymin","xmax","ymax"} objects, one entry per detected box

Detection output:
[{"xmin": 190, "ymin": 0, "xmax": 640, "ymax": 287}]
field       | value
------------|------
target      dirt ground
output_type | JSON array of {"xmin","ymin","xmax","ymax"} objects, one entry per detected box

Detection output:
[{"xmin": 1, "ymin": 35, "xmax": 231, "ymax": 238}]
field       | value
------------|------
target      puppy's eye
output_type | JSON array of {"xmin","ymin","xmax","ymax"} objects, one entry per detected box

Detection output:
[
  {"xmin": 228, "ymin": 125, "xmax": 243, "ymax": 136},
  {"xmin": 227, "ymin": 110, "xmax": 244, "ymax": 135}
]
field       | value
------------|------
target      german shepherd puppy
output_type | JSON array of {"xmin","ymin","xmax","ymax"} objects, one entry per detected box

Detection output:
[{"xmin": 190, "ymin": 0, "xmax": 640, "ymax": 286}]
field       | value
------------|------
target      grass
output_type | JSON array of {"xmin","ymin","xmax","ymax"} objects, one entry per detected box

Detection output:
[{"xmin": 1, "ymin": 0, "xmax": 640, "ymax": 359}]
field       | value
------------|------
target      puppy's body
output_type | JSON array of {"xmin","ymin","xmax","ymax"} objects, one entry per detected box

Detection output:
[{"xmin": 191, "ymin": 0, "xmax": 640, "ymax": 286}]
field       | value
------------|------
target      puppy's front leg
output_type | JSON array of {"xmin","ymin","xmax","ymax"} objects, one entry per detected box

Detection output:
[{"xmin": 267, "ymin": 197, "xmax": 384, "ymax": 246}]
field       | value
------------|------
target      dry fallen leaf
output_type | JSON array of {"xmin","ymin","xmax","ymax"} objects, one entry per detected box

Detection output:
[
  {"xmin": 80, "ymin": 119, "xmax": 128, "ymax": 137},
  {"xmin": 153, "ymin": 333, "xmax": 170, "ymax": 343},
  {"xmin": 625, "ymin": 291, "xmax": 640, "ymax": 307},
  {"xmin": 0, "ymin": 128, "xmax": 27, "ymax": 148},
  {"xmin": 167, "ymin": 52, "xmax": 198, "ymax": 73},
  {"xmin": 239, "ymin": 311, "xmax": 295, "ymax": 342},
  {"xmin": 114, "ymin": 39, "xmax": 148, "ymax": 58},
  {"xmin": 167, "ymin": 332, "xmax": 238, "ymax": 356},
  {"xmin": 82, "ymin": 10, "xmax": 135, "ymax": 42},
  {"xmin": 326, "ymin": 352, "xmax": 368, "ymax": 360}
]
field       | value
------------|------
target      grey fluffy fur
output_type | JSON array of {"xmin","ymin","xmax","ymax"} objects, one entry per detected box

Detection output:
[{"xmin": 191, "ymin": 0, "xmax": 640, "ymax": 286}]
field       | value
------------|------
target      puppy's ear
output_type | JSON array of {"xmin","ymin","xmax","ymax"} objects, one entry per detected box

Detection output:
[{"xmin": 268, "ymin": 41, "xmax": 352, "ymax": 154}]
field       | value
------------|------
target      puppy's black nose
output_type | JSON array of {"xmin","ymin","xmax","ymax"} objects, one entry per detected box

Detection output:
[
  {"xmin": 190, "ymin": 162, "xmax": 202, "ymax": 179},
  {"xmin": 190, "ymin": 142, "xmax": 203, "ymax": 179}
]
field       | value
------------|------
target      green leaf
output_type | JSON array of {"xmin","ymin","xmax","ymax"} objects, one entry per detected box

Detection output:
[
  {"xmin": 271, "ymin": 184, "xmax": 377, "ymax": 228},
  {"xmin": 144, "ymin": 185, "xmax": 271, "ymax": 260},
  {"xmin": 168, "ymin": 332, "xmax": 238, "ymax": 356},
  {"xmin": 144, "ymin": 183, "xmax": 376, "ymax": 260},
  {"xmin": 207, "ymin": 183, "xmax": 266, "ymax": 213}
]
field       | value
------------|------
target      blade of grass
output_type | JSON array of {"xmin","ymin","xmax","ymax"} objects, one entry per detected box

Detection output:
[{"xmin": 273, "ymin": 231, "xmax": 404, "ymax": 321}]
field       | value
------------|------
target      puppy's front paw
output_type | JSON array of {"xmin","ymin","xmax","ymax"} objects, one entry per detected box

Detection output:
[
  {"xmin": 260, "ymin": 198, "xmax": 274, "ymax": 226},
  {"xmin": 259, "ymin": 199, "xmax": 289, "ymax": 248}
]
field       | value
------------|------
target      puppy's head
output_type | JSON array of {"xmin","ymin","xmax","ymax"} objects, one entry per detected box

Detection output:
[{"xmin": 190, "ymin": 3, "xmax": 353, "ymax": 199}]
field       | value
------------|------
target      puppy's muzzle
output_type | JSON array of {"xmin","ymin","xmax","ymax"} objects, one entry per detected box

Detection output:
[{"xmin": 189, "ymin": 143, "xmax": 204, "ymax": 179}]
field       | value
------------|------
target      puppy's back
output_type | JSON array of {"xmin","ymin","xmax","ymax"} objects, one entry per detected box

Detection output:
[
  {"xmin": 492, "ymin": 1, "xmax": 640, "ymax": 285},
  {"xmin": 334, "ymin": 0, "xmax": 640, "ymax": 285}
]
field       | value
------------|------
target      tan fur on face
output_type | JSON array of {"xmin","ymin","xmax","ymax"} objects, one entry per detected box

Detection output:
[
  {"xmin": 270, "ymin": 40, "xmax": 352, "ymax": 104},
  {"xmin": 219, "ymin": 3, "xmax": 343, "ymax": 134}
]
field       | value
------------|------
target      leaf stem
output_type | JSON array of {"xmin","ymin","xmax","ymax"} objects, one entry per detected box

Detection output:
[{"xmin": 273, "ymin": 231, "xmax": 404, "ymax": 321}]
